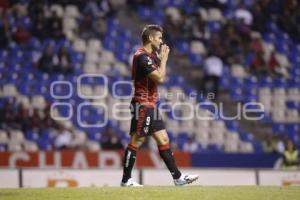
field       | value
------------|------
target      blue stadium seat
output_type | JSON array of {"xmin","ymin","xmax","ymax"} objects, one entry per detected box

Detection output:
[
  {"xmin": 207, "ymin": 21, "xmax": 222, "ymax": 33},
  {"xmin": 87, "ymin": 132, "xmax": 102, "ymax": 141},
  {"xmin": 37, "ymin": 139, "xmax": 52, "ymax": 151},
  {"xmin": 114, "ymin": 85, "xmax": 132, "ymax": 97},
  {"xmin": 40, "ymin": 130, "xmax": 55, "ymax": 143},
  {"xmin": 252, "ymin": 141, "xmax": 263, "ymax": 153},
  {"xmin": 0, "ymin": 50, "xmax": 8, "ymax": 61},
  {"xmin": 239, "ymin": 131, "xmax": 254, "ymax": 142},
  {"xmin": 188, "ymin": 53, "xmax": 203, "ymax": 66},
  {"xmin": 272, "ymin": 78, "xmax": 286, "ymax": 88},
  {"xmin": 137, "ymin": 6, "xmax": 152, "ymax": 20},
  {"xmin": 287, "ymin": 79, "xmax": 300, "ymax": 88},
  {"xmin": 272, "ymin": 123, "xmax": 285, "ymax": 134},
  {"xmin": 286, "ymin": 123, "xmax": 299, "ymax": 135},
  {"xmin": 206, "ymin": 144, "xmax": 223, "ymax": 152},
  {"xmin": 258, "ymin": 76, "xmax": 273, "ymax": 87},
  {"xmin": 266, "ymin": 21, "xmax": 280, "ymax": 33},
  {"xmin": 177, "ymin": 132, "xmax": 189, "ymax": 149},
  {"xmin": 25, "ymin": 130, "xmax": 39, "ymax": 141},
  {"xmin": 0, "ymin": 144, "xmax": 7, "ymax": 152},
  {"xmin": 229, "ymin": 87, "xmax": 243, "ymax": 101},
  {"xmin": 263, "ymin": 33, "xmax": 275, "ymax": 43},
  {"xmin": 225, "ymin": 120, "xmax": 239, "ymax": 131},
  {"xmin": 175, "ymin": 40, "xmax": 189, "ymax": 54},
  {"xmin": 150, "ymin": 9, "xmax": 164, "ymax": 25},
  {"xmin": 260, "ymin": 113, "xmax": 272, "ymax": 123},
  {"xmin": 70, "ymin": 51, "xmax": 85, "ymax": 65},
  {"xmin": 286, "ymin": 101, "xmax": 299, "ymax": 109},
  {"xmin": 155, "ymin": 0, "xmax": 172, "ymax": 8}
]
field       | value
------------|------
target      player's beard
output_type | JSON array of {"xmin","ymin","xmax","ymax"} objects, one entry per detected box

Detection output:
[
  {"xmin": 151, "ymin": 43, "xmax": 160, "ymax": 52},
  {"xmin": 151, "ymin": 43, "xmax": 161, "ymax": 59}
]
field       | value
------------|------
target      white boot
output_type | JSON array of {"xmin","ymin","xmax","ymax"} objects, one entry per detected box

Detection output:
[
  {"xmin": 121, "ymin": 178, "xmax": 143, "ymax": 187},
  {"xmin": 174, "ymin": 174, "xmax": 199, "ymax": 186}
]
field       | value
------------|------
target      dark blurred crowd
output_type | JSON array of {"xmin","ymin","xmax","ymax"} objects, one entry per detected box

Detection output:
[
  {"xmin": 0, "ymin": 96, "xmax": 124, "ymax": 150},
  {"xmin": 0, "ymin": 0, "xmax": 113, "ymax": 74},
  {"xmin": 263, "ymin": 133, "xmax": 299, "ymax": 169},
  {"xmin": 157, "ymin": 0, "xmax": 299, "ymax": 98},
  {"xmin": 0, "ymin": 97, "xmax": 56, "ymax": 131},
  {"xmin": 0, "ymin": 0, "xmax": 125, "ymax": 151},
  {"xmin": 161, "ymin": 0, "xmax": 295, "ymax": 70}
]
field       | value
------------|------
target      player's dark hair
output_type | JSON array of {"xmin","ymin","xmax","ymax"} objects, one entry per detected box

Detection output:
[{"xmin": 141, "ymin": 24, "xmax": 163, "ymax": 45}]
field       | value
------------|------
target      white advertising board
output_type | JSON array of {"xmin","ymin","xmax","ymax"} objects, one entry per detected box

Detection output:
[
  {"xmin": 259, "ymin": 170, "xmax": 300, "ymax": 186},
  {"xmin": 0, "ymin": 169, "xmax": 19, "ymax": 188},
  {"xmin": 22, "ymin": 169, "xmax": 138, "ymax": 188},
  {"xmin": 143, "ymin": 169, "xmax": 256, "ymax": 186}
]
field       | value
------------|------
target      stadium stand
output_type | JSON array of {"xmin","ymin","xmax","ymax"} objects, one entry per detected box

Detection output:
[{"xmin": 0, "ymin": 0, "xmax": 299, "ymax": 156}]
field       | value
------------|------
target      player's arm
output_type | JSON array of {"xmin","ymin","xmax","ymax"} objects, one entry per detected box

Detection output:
[{"xmin": 148, "ymin": 44, "xmax": 169, "ymax": 84}]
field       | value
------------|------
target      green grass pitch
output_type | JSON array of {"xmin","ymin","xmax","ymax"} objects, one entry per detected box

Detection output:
[{"xmin": 0, "ymin": 186, "xmax": 299, "ymax": 200}]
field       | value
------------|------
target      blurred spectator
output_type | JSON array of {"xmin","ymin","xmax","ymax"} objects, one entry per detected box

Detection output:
[
  {"xmin": 55, "ymin": 47, "xmax": 73, "ymax": 74},
  {"xmin": 84, "ymin": 0, "xmax": 114, "ymax": 18},
  {"xmin": 16, "ymin": 103, "xmax": 31, "ymax": 132},
  {"xmin": 84, "ymin": 0, "xmax": 101, "ymax": 17},
  {"xmin": 31, "ymin": 12, "xmax": 47, "ymax": 39},
  {"xmin": 276, "ymin": 135, "xmax": 286, "ymax": 154},
  {"xmin": 98, "ymin": 0, "xmax": 115, "ymax": 17},
  {"xmin": 223, "ymin": 22, "xmax": 244, "ymax": 64},
  {"xmin": 208, "ymin": 33, "xmax": 226, "ymax": 61},
  {"xmin": 267, "ymin": 50, "xmax": 289, "ymax": 77},
  {"xmin": 42, "ymin": 104, "xmax": 58, "ymax": 129},
  {"xmin": 234, "ymin": 18, "xmax": 251, "ymax": 44},
  {"xmin": 54, "ymin": 126, "xmax": 73, "ymax": 150},
  {"xmin": 277, "ymin": 0, "xmax": 300, "ymax": 42},
  {"xmin": 0, "ymin": 0, "xmax": 9, "ymax": 10},
  {"xmin": 93, "ymin": 16, "xmax": 107, "ymax": 40},
  {"xmin": 78, "ymin": 14, "xmax": 96, "ymax": 40},
  {"xmin": 249, "ymin": 37, "xmax": 263, "ymax": 54},
  {"xmin": 30, "ymin": 108, "xmax": 43, "ymax": 129},
  {"xmin": 11, "ymin": 2, "xmax": 27, "ymax": 18},
  {"xmin": 199, "ymin": 0, "xmax": 225, "ymax": 10},
  {"xmin": 202, "ymin": 53, "xmax": 223, "ymax": 99},
  {"xmin": 101, "ymin": 128, "xmax": 124, "ymax": 150},
  {"xmin": 234, "ymin": 3, "xmax": 253, "ymax": 26},
  {"xmin": 262, "ymin": 134, "xmax": 277, "ymax": 154},
  {"xmin": 251, "ymin": 3, "xmax": 267, "ymax": 32},
  {"xmin": 249, "ymin": 51, "xmax": 268, "ymax": 76},
  {"xmin": 281, "ymin": 140, "xmax": 299, "ymax": 170},
  {"xmin": 179, "ymin": 13, "xmax": 193, "ymax": 41},
  {"xmin": 28, "ymin": 0, "xmax": 45, "ymax": 21},
  {"xmin": 0, "ymin": 13, "xmax": 12, "ymax": 48},
  {"xmin": 1, "ymin": 100, "xmax": 16, "ymax": 129},
  {"xmin": 126, "ymin": 0, "xmax": 154, "ymax": 11},
  {"xmin": 37, "ymin": 45, "xmax": 58, "ymax": 73},
  {"xmin": 163, "ymin": 11, "xmax": 181, "ymax": 44},
  {"xmin": 191, "ymin": 13, "xmax": 209, "ymax": 41},
  {"xmin": 13, "ymin": 25, "xmax": 31, "ymax": 45},
  {"xmin": 47, "ymin": 10, "xmax": 64, "ymax": 39}
]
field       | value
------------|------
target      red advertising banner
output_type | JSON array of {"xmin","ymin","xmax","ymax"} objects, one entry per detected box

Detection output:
[{"xmin": 0, "ymin": 150, "xmax": 191, "ymax": 168}]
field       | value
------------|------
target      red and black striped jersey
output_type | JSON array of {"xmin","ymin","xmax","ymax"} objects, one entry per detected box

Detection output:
[{"xmin": 131, "ymin": 48, "xmax": 160, "ymax": 107}]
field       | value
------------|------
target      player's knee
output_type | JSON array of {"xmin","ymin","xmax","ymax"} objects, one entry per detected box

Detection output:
[
  {"xmin": 160, "ymin": 136, "xmax": 169, "ymax": 145},
  {"xmin": 136, "ymin": 136, "xmax": 145, "ymax": 144},
  {"xmin": 130, "ymin": 136, "xmax": 145, "ymax": 148}
]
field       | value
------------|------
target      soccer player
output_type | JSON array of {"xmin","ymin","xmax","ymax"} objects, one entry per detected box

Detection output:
[{"xmin": 121, "ymin": 24, "xmax": 199, "ymax": 187}]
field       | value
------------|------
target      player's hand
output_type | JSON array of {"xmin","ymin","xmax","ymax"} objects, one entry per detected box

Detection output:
[{"xmin": 160, "ymin": 44, "xmax": 170, "ymax": 62}]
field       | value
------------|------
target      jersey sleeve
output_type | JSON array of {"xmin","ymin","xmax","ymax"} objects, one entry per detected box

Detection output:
[{"xmin": 136, "ymin": 54, "xmax": 156, "ymax": 77}]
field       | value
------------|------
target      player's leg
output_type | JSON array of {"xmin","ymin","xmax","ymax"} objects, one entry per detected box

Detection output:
[
  {"xmin": 152, "ymin": 129, "xmax": 199, "ymax": 186},
  {"xmin": 152, "ymin": 129, "xmax": 181, "ymax": 179},
  {"xmin": 121, "ymin": 103, "xmax": 147, "ymax": 186},
  {"xmin": 121, "ymin": 133, "xmax": 145, "ymax": 184}
]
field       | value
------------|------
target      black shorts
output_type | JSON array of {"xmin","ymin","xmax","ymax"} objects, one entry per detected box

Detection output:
[{"xmin": 129, "ymin": 102, "xmax": 165, "ymax": 137}]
